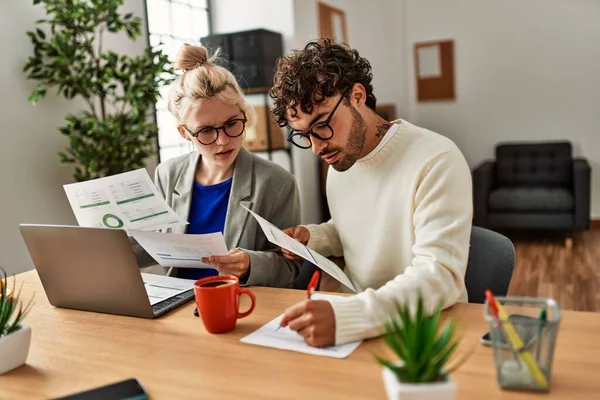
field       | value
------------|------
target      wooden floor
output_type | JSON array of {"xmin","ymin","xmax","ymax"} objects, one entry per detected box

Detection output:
[{"xmin": 507, "ymin": 228, "xmax": 600, "ymax": 312}]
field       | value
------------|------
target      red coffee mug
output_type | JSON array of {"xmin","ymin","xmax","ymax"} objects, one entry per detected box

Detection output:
[{"xmin": 193, "ymin": 275, "xmax": 256, "ymax": 334}]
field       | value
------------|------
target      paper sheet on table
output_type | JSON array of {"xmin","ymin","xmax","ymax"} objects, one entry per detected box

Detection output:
[
  {"xmin": 241, "ymin": 205, "xmax": 356, "ymax": 292},
  {"xmin": 63, "ymin": 168, "xmax": 186, "ymax": 231},
  {"xmin": 240, "ymin": 293, "xmax": 362, "ymax": 358},
  {"xmin": 141, "ymin": 272, "xmax": 195, "ymax": 305},
  {"xmin": 129, "ymin": 229, "xmax": 229, "ymax": 269}
]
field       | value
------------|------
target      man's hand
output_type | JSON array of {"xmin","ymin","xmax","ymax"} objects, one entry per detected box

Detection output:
[
  {"xmin": 280, "ymin": 299, "xmax": 335, "ymax": 347},
  {"xmin": 201, "ymin": 248, "xmax": 250, "ymax": 279},
  {"xmin": 281, "ymin": 226, "xmax": 311, "ymax": 260}
]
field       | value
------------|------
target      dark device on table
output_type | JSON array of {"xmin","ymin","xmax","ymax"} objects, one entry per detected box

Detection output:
[
  {"xmin": 481, "ymin": 314, "xmax": 540, "ymax": 346},
  {"xmin": 51, "ymin": 378, "xmax": 148, "ymax": 400}
]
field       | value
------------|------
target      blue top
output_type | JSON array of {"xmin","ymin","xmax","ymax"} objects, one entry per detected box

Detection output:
[{"xmin": 177, "ymin": 178, "xmax": 233, "ymax": 281}]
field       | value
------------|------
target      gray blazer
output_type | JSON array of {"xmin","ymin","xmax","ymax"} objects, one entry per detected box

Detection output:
[{"xmin": 133, "ymin": 148, "xmax": 302, "ymax": 288}]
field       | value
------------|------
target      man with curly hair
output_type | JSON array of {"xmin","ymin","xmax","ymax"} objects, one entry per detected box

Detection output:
[{"xmin": 271, "ymin": 39, "xmax": 473, "ymax": 348}]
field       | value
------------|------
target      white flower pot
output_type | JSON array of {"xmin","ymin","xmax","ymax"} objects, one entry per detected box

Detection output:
[
  {"xmin": 0, "ymin": 325, "xmax": 31, "ymax": 374},
  {"xmin": 382, "ymin": 366, "xmax": 456, "ymax": 400}
]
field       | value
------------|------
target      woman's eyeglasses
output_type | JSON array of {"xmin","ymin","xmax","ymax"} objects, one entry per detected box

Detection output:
[
  {"xmin": 287, "ymin": 89, "xmax": 348, "ymax": 149},
  {"xmin": 183, "ymin": 112, "xmax": 247, "ymax": 146}
]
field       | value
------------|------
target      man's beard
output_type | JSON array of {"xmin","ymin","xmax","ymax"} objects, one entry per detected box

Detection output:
[{"xmin": 321, "ymin": 106, "xmax": 367, "ymax": 172}]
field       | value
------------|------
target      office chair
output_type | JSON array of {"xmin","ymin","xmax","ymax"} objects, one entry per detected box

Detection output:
[
  {"xmin": 292, "ymin": 226, "xmax": 516, "ymax": 304},
  {"xmin": 464, "ymin": 226, "xmax": 515, "ymax": 303}
]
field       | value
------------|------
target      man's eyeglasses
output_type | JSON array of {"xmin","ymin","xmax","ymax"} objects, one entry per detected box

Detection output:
[
  {"xmin": 183, "ymin": 112, "xmax": 247, "ymax": 146},
  {"xmin": 287, "ymin": 89, "xmax": 348, "ymax": 149}
]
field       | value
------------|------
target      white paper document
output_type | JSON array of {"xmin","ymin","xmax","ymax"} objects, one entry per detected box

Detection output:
[
  {"xmin": 129, "ymin": 229, "xmax": 229, "ymax": 269},
  {"xmin": 240, "ymin": 294, "xmax": 362, "ymax": 358},
  {"xmin": 63, "ymin": 168, "xmax": 186, "ymax": 231},
  {"xmin": 141, "ymin": 273, "xmax": 195, "ymax": 305},
  {"xmin": 242, "ymin": 205, "xmax": 356, "ymax": 292}
]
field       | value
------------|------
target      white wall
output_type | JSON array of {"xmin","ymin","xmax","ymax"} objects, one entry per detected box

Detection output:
[
  {"xmin": 405, "ymin": 0, "xmax": 600, "ymax": 217},
  {"xmin": 0, "ymin": 0, "xmax": 152, "ymax": 275},
  {"xmin": 211, "ymin": 0, "xmax": 295, "ymax": 46},
  {"xmin": 306, "ymin": 0, "xmax": 409, "ymax": 118}
]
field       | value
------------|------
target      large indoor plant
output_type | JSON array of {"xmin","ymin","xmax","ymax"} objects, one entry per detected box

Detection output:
[
  {"xmin": 375, "ymin": 296, "xmax": 470, "ymax": 400},
  {"xmin": 0, "ymin": 268, "xmax": 34, "ymax": 374},
  {"xmin": 23, "ymin": 0, "xmax": 173, "ymax": 181}
]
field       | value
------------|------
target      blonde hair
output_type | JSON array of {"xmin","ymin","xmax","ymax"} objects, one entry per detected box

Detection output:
[{"xmin": 167, "ymin": 43, "xmax": 256, "ymax": 129}]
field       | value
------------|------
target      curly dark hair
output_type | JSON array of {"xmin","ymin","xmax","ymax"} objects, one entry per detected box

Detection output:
[{"xmin": 269, "ymin": 38, "xmax": 376, "ymax": 127}]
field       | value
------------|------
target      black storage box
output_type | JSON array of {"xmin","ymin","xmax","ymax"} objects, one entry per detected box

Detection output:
[{"xmin": 201, "ymin": 28, "xmax": 283, "ymax": 89}]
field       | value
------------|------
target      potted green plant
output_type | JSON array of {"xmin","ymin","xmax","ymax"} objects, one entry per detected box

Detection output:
[
  {"xmin": 23, "ymin": 0, "xmax": 173, "ymax": 182},
  {"xmin": 375, "ymin": 296, "xmax": 470, "ymax": 400},
  {"xmin": 0, "ymin": 268, "xmax": 34, "ymax": 374}
]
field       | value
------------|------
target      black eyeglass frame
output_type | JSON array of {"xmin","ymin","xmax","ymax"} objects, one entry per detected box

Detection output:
[
  {"xmin": 286, "ymin": 89, "xmax": 350, "ymax": 149},
  {"xmin": 183, "ymin": 112, "xmax": 247, "ymax": 146}
]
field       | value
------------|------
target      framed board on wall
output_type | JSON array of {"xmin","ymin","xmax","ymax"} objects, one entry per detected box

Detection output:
[
  {"xmin": 318, "ymin": 2, "xmax": 348, "ymax": 44},
  {"xmin": 414, "ymin": 39, "xmax": 455, "ymax": 101}
]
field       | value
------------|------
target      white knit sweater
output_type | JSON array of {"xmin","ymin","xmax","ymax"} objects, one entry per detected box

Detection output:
[{"xmin": 304, "ymin": 119, "xmax": 473, "ymax": 345}]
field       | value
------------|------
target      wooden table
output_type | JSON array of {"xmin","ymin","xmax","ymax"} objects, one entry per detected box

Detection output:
[{"xmin": 1, "ymin": 271, "xmax": 600, "ymax": 399}]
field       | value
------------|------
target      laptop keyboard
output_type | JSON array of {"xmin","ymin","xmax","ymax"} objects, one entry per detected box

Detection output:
[{"xmin": 153, "ymin": 290, "xmax": 194, "ymax": 314}]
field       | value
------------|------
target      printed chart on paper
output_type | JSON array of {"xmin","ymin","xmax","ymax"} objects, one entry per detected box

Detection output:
[{"xmin": 64, "ymin": 169, "xmax": 186, "ymax": 231}]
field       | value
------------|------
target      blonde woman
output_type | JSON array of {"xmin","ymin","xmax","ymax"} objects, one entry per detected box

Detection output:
[{"xmin": 136, "ymin": 44, "xmax": 301, "ymax": 288}]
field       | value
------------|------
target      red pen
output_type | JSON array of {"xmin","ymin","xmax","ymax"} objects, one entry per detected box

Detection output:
[{"xmin": 306, "ymin": 270, "xmax": 321, "ymax": 300}]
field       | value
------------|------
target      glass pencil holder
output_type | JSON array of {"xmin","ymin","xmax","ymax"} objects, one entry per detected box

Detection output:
[{"xmin": 484, "ymin": 296, "xmax": 560, "ymax": 392}]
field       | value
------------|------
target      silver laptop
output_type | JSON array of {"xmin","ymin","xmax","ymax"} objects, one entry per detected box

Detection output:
[{"xmin": 19, "ymin": 224, "xmax": 194, "ymax": 318}]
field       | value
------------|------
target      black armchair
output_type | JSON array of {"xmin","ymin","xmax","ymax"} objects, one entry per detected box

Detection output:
[{"xmin": 473, "ymin": 141, "xmax": 591, "ymax": 237}]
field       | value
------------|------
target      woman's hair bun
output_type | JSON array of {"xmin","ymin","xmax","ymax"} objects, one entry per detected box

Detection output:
[{"xmin": 173, "ymin": 43, "xmax": 220, "ymax": 72}]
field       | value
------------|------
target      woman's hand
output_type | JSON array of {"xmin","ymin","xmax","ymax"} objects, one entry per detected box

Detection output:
[{"xmin": 201, "ymin": 248, "xmax": 250, "ymax": 279}]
